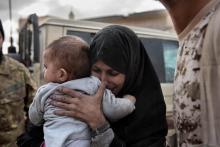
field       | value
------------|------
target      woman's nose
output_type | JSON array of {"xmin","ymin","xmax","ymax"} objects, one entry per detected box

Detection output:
[{"xmin": 100, "ymin": 73, "xmax": 107, "ymax": 81}]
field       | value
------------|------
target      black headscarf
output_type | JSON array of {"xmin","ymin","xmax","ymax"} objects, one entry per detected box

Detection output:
[
  {"xmin": 0, "ymin": 20, "xmax": 4, "ymax": 41},
  {"xmin": 0, "ymin": 19, "xmax": 5, "ymax": 63},
  {"xmin": 90, "ymin": 25, "xmax": 168, "ymax": 146}
]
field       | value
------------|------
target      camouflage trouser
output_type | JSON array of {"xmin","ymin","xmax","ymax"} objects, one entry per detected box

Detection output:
[
  {"xmin": 0, "ymin": 122, "xmax": 25, "ymax": 147},
  {"xmin": 0, "ymin": 132, "xmax": 20, "ymax": 147},
  {"xmin": 0, "ymin": 142, "xmax": 17, "ymax": 147},
  {"xmin": 0, "ymin": 101, "xmax": 26, "ymax": 147}
]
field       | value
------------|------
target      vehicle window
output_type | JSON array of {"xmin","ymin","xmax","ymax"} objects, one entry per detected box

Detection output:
[
  {"xmin": 140, "ymin": 37, "xmax": 178, "ymax": 83},
  {"xmin": 66, "ymin": 30, "xmax": 92, "ymax": 43},
  {"xmin": 162, "ymin": 40, "xmax": 178, "ymax": 83},
  {"xmin": 140, "ymin": 37, "xmax": 166, "ymax": 82}
]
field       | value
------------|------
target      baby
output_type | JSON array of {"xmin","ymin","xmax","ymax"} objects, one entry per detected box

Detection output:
[{"xmin": 29, "ymin": 36, "xmax": 135, "ymax": 147}]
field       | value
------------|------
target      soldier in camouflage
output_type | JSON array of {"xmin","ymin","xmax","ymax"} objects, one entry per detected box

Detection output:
[
  {"xmin": 0, "ymin": 20, "xmax": 36, "ymax": 147},
  {"xmin": 160, "ymin": 0, "xmax": 220, "ymax": 146}
]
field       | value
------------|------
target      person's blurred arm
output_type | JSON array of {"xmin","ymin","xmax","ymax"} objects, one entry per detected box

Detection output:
[{"xmin": 200, "ymin": 7, "xmax": 220, "ymax": 144}]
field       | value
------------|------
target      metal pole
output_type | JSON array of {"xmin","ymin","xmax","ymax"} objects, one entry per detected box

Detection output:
[
  {"xmin": 9, "ymin": 0, "xmax": 12, "ymax": 37},
  {"xmin": 8, "ymin": 0, "xmax": 16, "ymax": 53}
]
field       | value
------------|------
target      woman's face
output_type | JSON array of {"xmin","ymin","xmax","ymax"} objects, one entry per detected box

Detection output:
[{"xmin": 91, "ymin": 60, "xmax": 125, "ymax": 95}]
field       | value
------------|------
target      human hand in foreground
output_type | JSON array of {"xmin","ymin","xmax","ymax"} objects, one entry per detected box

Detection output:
[{"xmin": 50, "ymin": 82, "xmax": 107, "ymax": 129}]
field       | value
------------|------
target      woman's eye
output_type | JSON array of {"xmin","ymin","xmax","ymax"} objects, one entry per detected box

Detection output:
[
  {"xmin": 108, "ymin": 71, "xmax": 119, "ymax": 76},
  {"xmin": 92, "ymin": 67, "xmax": 100, "ymax": 73}
]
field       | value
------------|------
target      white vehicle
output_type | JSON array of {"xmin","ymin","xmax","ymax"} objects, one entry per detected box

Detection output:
[{"xmin": 18, "ymin": 14, "xmax": 178, "ymax": 116}]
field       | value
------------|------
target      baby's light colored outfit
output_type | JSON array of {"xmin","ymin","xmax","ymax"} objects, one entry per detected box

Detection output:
[{"xmin": 29, "ymin": 76, "xmax": 135, "ymax": 147}]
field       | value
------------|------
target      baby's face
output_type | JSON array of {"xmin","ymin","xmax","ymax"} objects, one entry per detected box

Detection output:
[{"xmin": 43, "ymin": 51, "xmax": 60, "ymax": 83}]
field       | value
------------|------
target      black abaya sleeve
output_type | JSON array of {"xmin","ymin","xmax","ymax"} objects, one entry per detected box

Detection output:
[
  {"xmin": 110, "ymin": 135, "xmax": 126, "ymax": 147},
  {"xmin": 17, "ymin": 123, "xmax": 44, "ymax": 147}
]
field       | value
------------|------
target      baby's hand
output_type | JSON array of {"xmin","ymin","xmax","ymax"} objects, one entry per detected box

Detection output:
[{"xmin": 123, "ymin": 95, "xmax": 136, "ymax": 104}]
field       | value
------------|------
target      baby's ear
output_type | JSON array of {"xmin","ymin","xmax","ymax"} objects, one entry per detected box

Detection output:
[{"xmin": 58, "ymin": 68, "xmax": 68, "ymax": 82}]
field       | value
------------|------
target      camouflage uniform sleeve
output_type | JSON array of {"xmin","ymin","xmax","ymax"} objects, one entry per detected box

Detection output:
[
  {"xmin": 0, "ymin": 57, "xmax": 37, "ymax": 145},
  {"xmin": 22, "ymin": 66, "xmax": 37, "ymax": 108}
]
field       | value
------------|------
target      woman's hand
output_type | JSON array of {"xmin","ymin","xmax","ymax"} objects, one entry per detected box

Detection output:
[{"xmin": 50, "ymin": 82, "xmax": 107, "ymax": 129}]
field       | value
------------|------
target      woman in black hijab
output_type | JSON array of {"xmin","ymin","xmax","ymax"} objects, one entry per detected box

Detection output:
[
  {"xmin": 49, "ymin": 25, "xmax": 168, "ymax": 147},
  {"xmin": 18, "ymin": 25, "xmax": 168, "ymax": 147}
]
